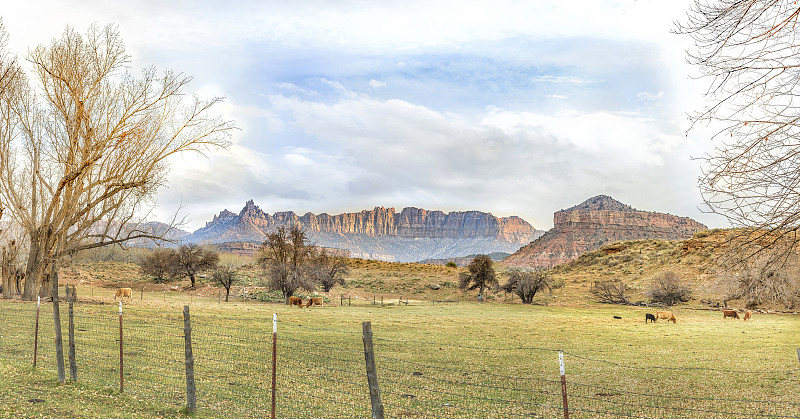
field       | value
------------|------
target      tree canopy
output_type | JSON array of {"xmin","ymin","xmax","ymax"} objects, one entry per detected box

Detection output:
[
  {"xmin": 0, "ymin": 24, "xmax": 234, "ymax": 299},
  {"xmin": 257, "ymin": 226, "xmax": 317, "ymax": 303},
  {"xmin": 458, "ymin": 254, "xmax": 497, "ymax": 301},
  {"xmin": 500, "ymin": 269, "xmax": 551, "ymax": 304}
]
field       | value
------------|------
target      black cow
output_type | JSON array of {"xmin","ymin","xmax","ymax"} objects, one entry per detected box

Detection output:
[{"xmin": 645, "ymin": 313, "xmax": 656, "ymax": 323}]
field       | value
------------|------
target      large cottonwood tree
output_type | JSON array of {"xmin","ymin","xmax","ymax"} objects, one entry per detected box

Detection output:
[
  {"xmin": 678, "ymin": 1, "xmax": 800, "ymax": 307},
  {"xmin": 677, "ymin": 1, "xmax": 800, "ymax": 254},
  {"xmin": 0, "ymin": 24, "xmax": 234, "ymax": 299}
]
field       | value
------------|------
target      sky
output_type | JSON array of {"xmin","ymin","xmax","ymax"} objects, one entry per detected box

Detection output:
[{"xmin": 1, "ymin": 0, "xmax": 728, "ymax": 232}]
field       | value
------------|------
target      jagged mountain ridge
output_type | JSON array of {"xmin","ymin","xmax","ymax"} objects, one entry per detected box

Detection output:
[
  {"xmin": 503, "ymin": 195, "xmax": 708, "ymax": 268},
  {"xmin": 183, "ymin": 200, "xmax": 544, "ymax": 262}
]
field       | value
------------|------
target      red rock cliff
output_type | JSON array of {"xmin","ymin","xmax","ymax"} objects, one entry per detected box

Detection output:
[
  {"xmin": 504, "ymin": 195, "xmax": 707, "ymax": 268},
  {"xmin": 188, "ymin": 200, "xmax": 542, "ymax": 249}
]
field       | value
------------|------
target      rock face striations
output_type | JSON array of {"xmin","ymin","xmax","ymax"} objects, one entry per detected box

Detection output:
[
  {"xmin": 503, "ymin": 195, "xmax": 707, "ymax": 268},
  {"xmin": 184, "ymin": 200, "xmax": 544, "ymax": 262}
]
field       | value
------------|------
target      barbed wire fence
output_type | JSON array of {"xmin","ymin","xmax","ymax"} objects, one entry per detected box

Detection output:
[{"xmin": 0, "ymin": 298, "xmax": 798, "ymax": 418}]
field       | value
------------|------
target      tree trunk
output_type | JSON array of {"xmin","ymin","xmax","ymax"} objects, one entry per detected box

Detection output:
[
  {"xmin": 189, "ymin": 273, "xmax": 196, "ymax": 288},
  {"xmin": 225, "ymin": 287, "xmax": 230, "ymax": 302},
  {"xmin": 1, "ymin": 248, "xmax": 8, "ymax": 298},
  {"xmin": 22, "ymin": 240, "xmax": 42, "ymax": 300}
]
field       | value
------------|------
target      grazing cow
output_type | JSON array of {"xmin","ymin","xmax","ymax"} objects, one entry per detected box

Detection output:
[
  {"xmin": 613, "ymin": 315, "xmax": 622, "ymax": 319},
  {"xmin": 743, "ymin": 310, "xmax": 752, "ymax": 321},
  {"xmin": 645, "ymin": 313, "xmax": 656, "ymax": 323},
  {"xmin": 114, "ymin": 287, "xmax": 132, "ymax": 301},
  {"xmin": 289, "ymin": 296, "xmax": 304, "ymax": 308},
  {"xmin": 722, "ymin": 309, "xmax": 740, "ymax": 319},
  {"xmin": 657, "ymin": 311, "xmax": 677, "ymax": 323},
  {"xmin": 305, "ymin": 296, "xmax": 324, "ymax": 308}
]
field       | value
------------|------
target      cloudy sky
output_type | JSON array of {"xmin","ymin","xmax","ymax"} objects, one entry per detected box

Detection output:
[{"xmin": 1, "ymin": 0, "xmax": 727, "ymax": 232}]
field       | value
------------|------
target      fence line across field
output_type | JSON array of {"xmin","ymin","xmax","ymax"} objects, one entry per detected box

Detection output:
[{"xmin": 0, "ymin": 299, "xmax": 797, "ymax": 418}]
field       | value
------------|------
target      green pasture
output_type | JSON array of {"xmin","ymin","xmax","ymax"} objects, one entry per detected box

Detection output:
[{"xmin": 0, "ymin": 295, "xmax": 797, "ymax": 418}]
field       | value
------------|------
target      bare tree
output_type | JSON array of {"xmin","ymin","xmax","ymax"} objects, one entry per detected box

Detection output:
[
  {"xmin": 139, "ymin": 247, "xmax": 179, "ymax": 283},
  {"xmin": 646, "ymin": 271, "xmax": 692, "ymax": 306},
  {"xmin": 175, "ymin": 244, "xmax": 219, "ymax": 288},
  {"xmin": 500, "ymin": 268, "xmax": 551, "ymax": 304},
  {"xmin": 458, "ymin": 255, "xmax": 497, "ymax": 301},
  {"xmin": 310, "ymin": 249, "xmax": 348, "ymax": 292},
  {"xmin": 714, "ymin": 243, "xmax": 800, "ymax": 309},
  {"xmin": 677, "ymin": 2, "xmax": 800, "ymax": 256},
  {"xmin": 0, "ymin": 24, "xmax": 234, "ymax": 300},
  {"xmin": 212, "ymin": 265, "xmax": 238, "ymax": 302},
  {"xmin": 590, "ymin": 280, "xmax": 632, "ymax": 305},
  {"xmin": 257, "ymin": 226, "xmax": 316, "ymax": 304}
]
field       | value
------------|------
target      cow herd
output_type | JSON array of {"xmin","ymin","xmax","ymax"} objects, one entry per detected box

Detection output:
[
  {"xmin": 289, "ymin": 296, "xmax": 324, "ymax": 308},
  {"xmin": 644, "ymin": 309, "xmax": 753, "ymax": 323},
  {"xmin": 723, "ymin": 309, "xmax": 752, "ymax": 321},
  {"xmin": 644, "ymin": 311, "xmax": 677, "ymax": 323}
]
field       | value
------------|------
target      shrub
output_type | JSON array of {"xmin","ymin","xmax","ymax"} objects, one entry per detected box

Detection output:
[
  {"xmin": 251, "ymin": 290, "xmax": 285, "ymax": 303},
  {"xmin": 646, "ymin": 271, "xmax": 692, "ymax": 306},
  {"xmin": 590, "ymin": 280, "xmax": 632, "ymax": 304}
]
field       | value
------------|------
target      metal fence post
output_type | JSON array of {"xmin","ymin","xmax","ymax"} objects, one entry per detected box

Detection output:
[
  {"xmin": 362, "ymin": 321, "xmax": 385, "ymax": 419},
  {"xmin": 559, "ymin": 351, "xmax": 569, "ymax": 419},
  {"xmin": 119, "ymin": 302, "xmax": 124, "ymax": 393},
  {"xmin": 271, "ymin": 313, "xmax": 277, "ymax": 419},
  {"xmin": 33, "ymin": 296, "xmax": 40, "ymax": 368},
  {"xmin": 184, "ymin": 305, "xmax": 196, "ymax": 413},
  {"xmin": 68, "ymin": 300, "xmax": 76, "ymax": 381}
]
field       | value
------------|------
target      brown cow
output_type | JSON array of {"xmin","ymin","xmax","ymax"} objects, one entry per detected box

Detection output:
[
  {"xmin": 722, "ymin": 309, "xmax": 739, "ymax": 319},
  {"xmin": 114, "ymin": 287, "xmax": 132, "ymax": 301},
  {"xmin": 289, "ymin": 296, "xmax": 304, "ymax": 308},
  {"xmin": 656, "ymin": 311, "xmax": 676, "ymax": 323},
  {"xmin": 305, "ymin": 297, "xmax": 324, "ymax": 308},
  {"xmin": 743, "ymin": 310, "xmax": 752, "ymax": 321}
]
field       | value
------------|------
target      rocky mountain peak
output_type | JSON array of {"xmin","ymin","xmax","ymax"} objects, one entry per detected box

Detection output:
[
  {"xmin": 239, "ymin": 199, "xmax": 266, "ymax": 218},
  {"xmin": 563, "ymin": 195, "xmax": 635, "ymax": 213}
]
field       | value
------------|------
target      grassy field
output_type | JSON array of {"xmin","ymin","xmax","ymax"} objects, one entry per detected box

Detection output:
[
  {"xmin": 1, "ymin": 232, "xmax": 797, "ymax": 418},
  {"xmin": 0, "ymin": 291, "xmax": 797, "ymax": 418}
]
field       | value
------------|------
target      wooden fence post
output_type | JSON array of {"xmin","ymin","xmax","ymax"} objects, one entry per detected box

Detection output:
[
  {"xmin": 119, "ymin": 302, "xmax": 124, "ymax": 393},
  {"xmin": 33, "ymin": 296, "xmax": 40, "ymax": 368},
  {"xmin": 68, "ymin": 300, "xmax": 77, "ymax": 381},
  {"xmin": 52, "ymin": 268, "xmax": 66, "ymax": 384},
  {"xmin": 271, "ymin": 313, "xmax": 277, "ymax": 419},
  {"xmin": 559, "ymin": 351, "xmax": 569, "ymax": 419},
  {"xmin": 362, "ymin": 321, "xmax": 385, "ymax": 419},
  {"xmin": 183, "ymin": 305, "xmax": 196, "ymax": 413}
]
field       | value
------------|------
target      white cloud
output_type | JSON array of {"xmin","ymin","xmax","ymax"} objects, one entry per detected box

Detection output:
[
  {"xmin": 369, "ymin": 79, "xmax": 386, "ymax": 88},
  {"xmin": 531, "ymin": 75, "xmax": 592, "ymax": 85},
  {"xmin": 265, "ymin": 86, "xmax": 708, "ymax": 228},
  {"xmin": 637, "ymin": 91, "xmax": 665, "ymax": 101},
  {"xmin": 547, "ymin": 94, "xmax": 568, "ymax": 100}
]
